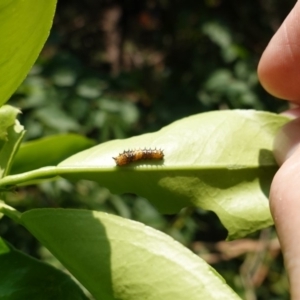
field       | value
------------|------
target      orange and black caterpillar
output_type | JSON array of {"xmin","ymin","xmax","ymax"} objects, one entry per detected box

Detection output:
[{"xmin": 113, "ymin": 148, "xmax": 164, "ymax": 166}]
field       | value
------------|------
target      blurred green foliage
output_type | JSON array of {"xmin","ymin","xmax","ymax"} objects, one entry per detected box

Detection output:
[{"xmin": 2, "ymin": 0, "xmax": 293, "ymax": 299}]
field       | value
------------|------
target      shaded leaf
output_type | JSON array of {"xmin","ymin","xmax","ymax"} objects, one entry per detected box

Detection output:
[
  {"xmin": 21, "ymin": 208, "xmax": 241, "ymax": 300},
  {"xmin": 0, "ymin": 237, "xmax": 88, "ymax": 300}
]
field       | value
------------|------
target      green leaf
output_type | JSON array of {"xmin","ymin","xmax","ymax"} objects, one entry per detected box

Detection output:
[
  {"xmin": 0, "ymin": 106, "xmax": 25, "ymax": 178},
  {"xmin": 21, "ymin": 208, "xmax": 241, "ymax": 300},
  {"xmin": 56, "ymin": 110, "xmax": 289, "ymax": 239},
  {"xmin": 0, "ymin": 105, "xmax": 21, "ymax": 141},
  {"xmin": 0, "ymin": 0, "xmax": 57, "ymax": 105},
  {"xmin": 11, "ymin": 134, "xmax": 95, "ymax": 174},
  {"xmin": 0, "ymin": 237, "xmax": 88, "ymax": 300},
  {"xmin": 0, "ymin": 110, "xmax": 289, "ymax": 239}
]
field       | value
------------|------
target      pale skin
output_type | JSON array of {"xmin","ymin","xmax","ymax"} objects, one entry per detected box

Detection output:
[{"xmin": 258, "ymin": 1, "xmax": 300, "ymax": 298}]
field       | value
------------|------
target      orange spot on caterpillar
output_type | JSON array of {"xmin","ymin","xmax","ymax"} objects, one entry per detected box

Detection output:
[{"xmin": 113, "ymin": 148, "xmax": 164, "ymax": 166}]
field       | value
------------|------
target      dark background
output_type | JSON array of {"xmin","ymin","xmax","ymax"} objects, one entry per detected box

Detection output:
[{"xmin": 2, "ymin": 0, "xmax": 295, "ymax": 299}]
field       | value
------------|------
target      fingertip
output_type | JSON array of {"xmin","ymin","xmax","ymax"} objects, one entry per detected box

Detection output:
[
  {"xmin": 270, "ymin": 148, "xmax": 300, "ymax": 299},
  {"xmin": 258, "ymin": 1, "xmax": 300, "ymax": 102},
  {"xmin": 271, "ymin": 110, "xmax": 300, "ymax": 298}
]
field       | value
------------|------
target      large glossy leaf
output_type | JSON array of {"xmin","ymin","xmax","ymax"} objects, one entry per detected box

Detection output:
[
  {"xmin": 0, "ymin": 0, "xmax": 57, "ymax": 105},
  {"xmin": 11, "ymin": 134, "xmax": 95, "ymax": 174},
  {"xmin": 56, "ymin": 110, "xmax": 289, "ymax": 239},
  {"xmin": 0, "ymin": 110, "xmax": 289, "ymax": 238},
  {"xmin": 21, "ymin": 208, "xmax": 241, "ymax": 300},
  {"xmin": 0, "ymin": 237, "xmax": 88, "ymax": 300}
]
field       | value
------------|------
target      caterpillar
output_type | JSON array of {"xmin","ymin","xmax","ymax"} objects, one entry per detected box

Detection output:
[{"xmin": 113, "ymin": 148, "xmax": 164, "ymax": 166}]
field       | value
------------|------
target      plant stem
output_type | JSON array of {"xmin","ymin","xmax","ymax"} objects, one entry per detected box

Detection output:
[{"xmin": 0, "ymin": 166, "xmax": 58, "ymax": 188}]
